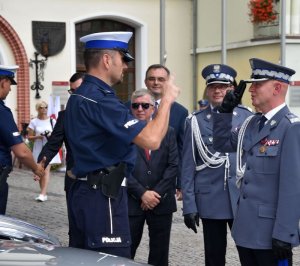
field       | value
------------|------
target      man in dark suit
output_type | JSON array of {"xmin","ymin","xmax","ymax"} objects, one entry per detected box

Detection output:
[
  {"xmin": 37, "ymin": 72, "xmax": 84, "ymax": 245},
  {"xmin": 127, "ymin": 89, "xmax": 178, "ymax": 266},
  {"xmin": 125, "ymin": 64, "xmax": 188, "ymax": 199}
]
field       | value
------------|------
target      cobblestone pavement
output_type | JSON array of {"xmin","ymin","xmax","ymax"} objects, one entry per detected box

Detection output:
[{"xmin": 6, "ymin": 167, "xmax": 300, "ymax": 265}]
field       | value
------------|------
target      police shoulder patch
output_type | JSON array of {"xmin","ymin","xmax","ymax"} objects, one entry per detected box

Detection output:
[
  {"xmin": 124, "ymin": 119, "xmax": 139, "ymax": 128},
  {"xmin": 286, "ymin": 113, "xmax": 300, "ymax": 123}
]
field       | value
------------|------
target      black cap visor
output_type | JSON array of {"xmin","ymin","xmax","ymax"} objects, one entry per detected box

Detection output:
[
  {"xmin": 244, "ymin": 75, "xmax": 270, "ymax": 83},
  {"xmin": 0, "ymin": 75, "xmax": 17, "ymax": 85},
  {"xmin": 119, "ymin": 50, "xmax": 134, "ymax": 62},
  {"xmin": 9, "ymin": 77, "xmax": 17, "ymax": 85}
]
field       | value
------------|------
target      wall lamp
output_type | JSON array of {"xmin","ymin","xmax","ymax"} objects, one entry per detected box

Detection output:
[{"xmin": 29, "ymin": 36, "xmax": 49, "ymax": 99}]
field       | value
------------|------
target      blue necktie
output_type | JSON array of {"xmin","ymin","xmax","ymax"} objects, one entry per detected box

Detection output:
[{"xmin": 259, "ymin": 115, "xmax": 267, "ymax": 131}]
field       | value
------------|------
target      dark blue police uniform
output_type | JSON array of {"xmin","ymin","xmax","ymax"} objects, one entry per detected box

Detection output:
[
  {"xmin": 65, "ymin": 74, "xmax": 146, "ymax": 258},
  {"xmin": 0, "ymin": 99, "xmax": 23, "ymax": 214}
]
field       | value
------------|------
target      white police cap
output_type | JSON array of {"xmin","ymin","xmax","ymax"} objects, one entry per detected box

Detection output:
[
  {"xmin": 80, "ymin": 31, "xmax": 134, "ymax": 62},
  {"xmin": 0, "ymin": 64, "xmax": 19, "ymax": 85},
  {"xmin": 245, "ymin": 58, "xmax": 296, "ymax": 84}
]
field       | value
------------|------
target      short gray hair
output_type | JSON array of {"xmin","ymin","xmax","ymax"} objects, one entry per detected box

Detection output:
[{"xmin": 131, "ymin": 89, "xmax": 155, "ymax": 105}]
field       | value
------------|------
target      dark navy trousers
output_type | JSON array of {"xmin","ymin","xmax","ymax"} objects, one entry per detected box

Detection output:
[{"xmin": 68, "ymin": 181, "xmax": 131, "ymax": 258}]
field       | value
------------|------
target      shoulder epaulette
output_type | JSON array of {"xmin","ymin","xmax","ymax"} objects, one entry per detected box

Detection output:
[
  {"xmin": 187, "ymin": 113, "xmax": 194, "ymax": 120},
  {"xmin": 286, "ymin": 113, "xmax": 300, "ymax": 123},
  {"xmin": 237, "ymin": 104, "xmax": 253, "ymax": 113},
  {"xmin": 97, "ymin": 87, "xmax": 114, "ymax": 95},
  {"xmin": 187, "ymin": 109, "xmax": 203, "ymax": 120}
]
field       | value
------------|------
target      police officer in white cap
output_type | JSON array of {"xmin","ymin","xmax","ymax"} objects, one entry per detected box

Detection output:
[
  {"xmin": 64, "ymin": 32, "xmax": 180, "ymax": 258},
  {"xmin": 212, "ymin": 58, "xmax": 299, "ymax": 265},
  {"xmin": 181, "ymin": 63, "xmax": 252, "ymax": 266},
  {"xmin": 0, "ymin": 65, "xmax": 45, "ymax": 214}
]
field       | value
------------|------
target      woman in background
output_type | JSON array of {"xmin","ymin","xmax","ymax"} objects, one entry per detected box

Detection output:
[{"xmin": 28, "ymin": 101, "xmax": 61, "ymax": 202}]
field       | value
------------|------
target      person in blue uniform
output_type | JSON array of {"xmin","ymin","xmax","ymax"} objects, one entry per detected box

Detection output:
[
  {"xmin": 212, "ymin": 58, "xmax": 299, "ymax": 266},
  {"xmin": 37, "ymin": 72, "xmax": 84, "ymax": 245},
  {"xmin": 0, "ymin": 64, "xmax": 45, "ymax": 214},
  {"xmin": 181, "ymin": 64, "xmax": 253, "ymax": 266},
  {"xmin": 64, "ymin": 32, "xmax": 180, "ymax": 258},
  {"xmin": 127, "ymin": 89, "xmax": 178, "ymax": 266}
]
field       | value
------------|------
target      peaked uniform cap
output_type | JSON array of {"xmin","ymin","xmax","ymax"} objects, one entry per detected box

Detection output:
[
  {"xmin": 80, "ymin": 31, "xmax": 134, "ymax": 62},
  {"xmin": 201, "ymin": 64, "xmax": 237, "ymax": 86},
  {"xmin": 0, "ymin": 64, "xmax": 19, "ymax": 85},
  {"xmin": 246, "ymin": 58, "xmax": 296, "ymax": 84}
]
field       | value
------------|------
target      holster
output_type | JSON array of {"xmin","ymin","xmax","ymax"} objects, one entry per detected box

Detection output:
[
  {"xmin": 0, "ymin": 166, "xmax": 12, "ymax": 189},
  {"xmin": 87, "ymin": 163, "xmax": 126, "ymax": 199}
]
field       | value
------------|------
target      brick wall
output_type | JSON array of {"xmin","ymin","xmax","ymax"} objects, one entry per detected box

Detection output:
[{"xmin": 0, "ymin": 15, "xmax": 30, "ymax": 129}]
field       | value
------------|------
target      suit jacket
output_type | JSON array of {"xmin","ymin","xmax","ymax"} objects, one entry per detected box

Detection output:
[
  {"xmin": 124, "ymin": 100, "xmax": 188, "ymax": 188},
  {"xmin": 38, "ymin": 110, "xmax": 74, "ymax": 191},
  {"xmin": 213, "ymin": 105, "xmax": 300, "ymax": 249},
  {"xmin": 127, "ymin": 127, "xmax": 178, "ymax": 215},
  {"xmin": 182, "ymin": 105, "xmax": 252, "ymax": 219}
]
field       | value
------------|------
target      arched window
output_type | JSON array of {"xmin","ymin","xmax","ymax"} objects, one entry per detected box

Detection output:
[{"xmin": 75, "ymin": 19, "xmax": 135, "ymax": 102}]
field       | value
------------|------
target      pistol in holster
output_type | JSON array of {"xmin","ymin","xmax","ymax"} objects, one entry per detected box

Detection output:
[
  {"xmin": 87, "ymin": 162, "xmax": 126, "ymax": 199},
  {"xmin": 0, "ymin": 166, "xmax": 12, "ymax": 189}
]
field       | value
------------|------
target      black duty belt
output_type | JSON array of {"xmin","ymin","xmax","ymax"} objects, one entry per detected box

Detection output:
[{"xmin": 76, "ymin": 163, "xmax": 127, "ymax": 199}]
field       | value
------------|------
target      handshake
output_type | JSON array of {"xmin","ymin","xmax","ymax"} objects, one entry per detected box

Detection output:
[{"xmin": 40, "ymin": 130, "xmax": 51, "ymax": 140}]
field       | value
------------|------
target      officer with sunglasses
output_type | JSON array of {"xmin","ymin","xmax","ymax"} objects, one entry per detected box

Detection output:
[
  {"xmin": 0, "ymin": 64, "xmax": 45, "ymax": 214},
  {"xmin": 64, "ymin": 32, "xmax": 180, "ymax": 258}
]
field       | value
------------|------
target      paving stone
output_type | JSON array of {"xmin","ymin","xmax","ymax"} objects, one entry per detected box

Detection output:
[{"xmin": 6, "ymin": 167, "xmax": 300, "ymax": 265}]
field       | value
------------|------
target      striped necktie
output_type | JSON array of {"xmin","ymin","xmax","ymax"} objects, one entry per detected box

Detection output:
[{"xmin": 144, "ymin": 149, "xmax": 151, "ymax": 160}]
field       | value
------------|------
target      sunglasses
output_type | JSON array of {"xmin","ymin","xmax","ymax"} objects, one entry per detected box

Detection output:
[
  {"xmin": 39, "ymin": 106, "xmax": 48, "ymax": 109},
  {"xmin": 131, "ymin": 103, "xmax": 153, "ymax": 110}
]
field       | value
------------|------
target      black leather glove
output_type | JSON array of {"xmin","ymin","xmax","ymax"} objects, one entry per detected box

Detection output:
[
  {"xmin": 218, "ymin": 80, "xmax": 247, "ymax": 113},
  {"xmin": 184, "ymin": 213, "xmax": 199, "ymax": 233},
  {"xmin": 272, "ymin": 238, "xmax": 292, "ymax": 260}
]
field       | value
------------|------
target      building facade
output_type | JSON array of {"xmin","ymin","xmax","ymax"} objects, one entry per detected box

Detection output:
[{"xmin": 1, "ymin": 0, "xmax": 300, "ymax": 128}]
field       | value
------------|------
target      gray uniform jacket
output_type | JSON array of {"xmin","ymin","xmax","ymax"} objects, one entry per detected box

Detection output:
[
  {"xmin": 213, "ymin": 105, "xmax": 300, "ymax": 249},
  {"xmin": 182, "ymin": 105, "xmax": 252, "ymax": 219}
]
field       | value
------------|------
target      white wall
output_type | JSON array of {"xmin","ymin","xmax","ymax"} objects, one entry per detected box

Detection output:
[{"xmin": 0, "ymin": 0, "xmax": 193, "ymax": 118}]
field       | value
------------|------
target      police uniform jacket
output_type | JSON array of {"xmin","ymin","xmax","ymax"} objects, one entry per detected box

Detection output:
[
  {"xmin": 65, "ymin": 75, "xmax": 146, "ymax": 177},
  {"xmin": 0, "ymin": 100, "xmax": 23, "ymax": 167},
  {"xmin": 127, "ymin": 127, "xmax": 178, "ymax": 215},
  {"xmin": 182, "ymin": 105, "xmax": 252, "ymax": 219},
  {"xmin": 213, "ymin": 105, "xmax": 300, "ymax": 249}
]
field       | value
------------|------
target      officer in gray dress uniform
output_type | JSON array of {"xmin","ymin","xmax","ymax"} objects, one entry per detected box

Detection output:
[
  {"xmin": 181, "ymin": 64, "xmax": 252, "ymax": 266},
  {"xmin": 212, "ymin": 58, "xmax": 299, "ymax": 266}
]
